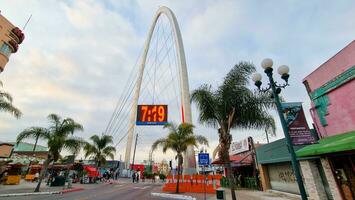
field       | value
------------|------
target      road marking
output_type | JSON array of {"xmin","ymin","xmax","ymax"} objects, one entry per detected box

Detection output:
[
  {"xmin": 114, "ymin": 184, "xmax": 124, "ymax": 188},
  {"xmin": 133, "ymin": 186, "xmax": 151, "ymax": 189}
]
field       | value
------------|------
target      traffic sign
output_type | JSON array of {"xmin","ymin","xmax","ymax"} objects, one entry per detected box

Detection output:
[{"xmin": 198, "ymin": 153, "xmax": 209, "ymax": 166}]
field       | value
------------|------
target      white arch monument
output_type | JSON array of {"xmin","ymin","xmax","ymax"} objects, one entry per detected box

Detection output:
[{"xmin": 124, "ymin": 6, "xmax": 196, "ymax": 174}]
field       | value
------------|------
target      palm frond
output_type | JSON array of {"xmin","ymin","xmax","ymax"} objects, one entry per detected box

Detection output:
[
  {"xmin": 64, "ymin": 136, "xmax": 86, "ymax": 155},
  {"xmin": 163, "ymin": 122, "xmax": 178, "ymax": 133},
  {"xmin": 178, "ymin": 123, "xmax": 194, "ymax": 137},
  {"xmin": 84, "ymin": 142, "xmax": 97, "ymax": 158},
  {"xmin": 16, "ymin": 127, "xmax": 49, "ymax": 144},
  {"xmin": 151, "ymin": 138, "xmax": 168, "ymax": 152},
  {"xmin": 48, "ymin": 113, "xmax": 61, "ymax": 127},
  {"xmin": 0, "ymin": 101, "xmax": 22, "ymax": 118},
  {"xmin": 153, "ymin": 122, "xmax": 209, "ymax": 156},
  {"xmin": 191, "ymin": 85, "xmax": 219, "ymax": 127},
  {"xmin": 194, "ymin": 135, "xmax": 209, "ymax": 146},
  {"xmin": 0, "ymin": 91, "xmax": 13, "ymax": 102},
  {"xmin": 102, "ymin": 146, "xmax": 116, "ymax": 156},
  {"xmin": 90, "ymin": 135, "xmax": 101, "ymax": 146},
  {"xmin": 221, "ymin": 61, "xmax": 255, "ymax": 88}
]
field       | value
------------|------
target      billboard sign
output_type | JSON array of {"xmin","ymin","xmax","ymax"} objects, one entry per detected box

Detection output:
[
  {"xmin": 282, "ymin": 102, "xmax": 317, "ymax": 145},
  {"xmin": 229, "ymin": 137, "xmax": 250, "ymax": 155}
]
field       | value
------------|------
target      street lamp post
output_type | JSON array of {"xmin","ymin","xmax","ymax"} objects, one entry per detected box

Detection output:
[{"xmin": 251, "ymin": 58, "xmax": 307, "ymax": 200}]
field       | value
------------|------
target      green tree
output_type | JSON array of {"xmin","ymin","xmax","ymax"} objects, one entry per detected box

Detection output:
[
  {"xmin": 83, "ymin": 135, "xmax": 116, "ymax": 168},
  {"xmin": 16, "ymin": 114, "xmax": 84, "ymax": 192},
  {"xmin": 151, "ymin": 122, "xmax": 208, "ymax": 193},
  {"xmin": 0, "ymin": 81, "xmax": 21, "ymax": 118},
  {"xmin": 191, "ymin": 61, "xmax": 275, "ymax": 200}
]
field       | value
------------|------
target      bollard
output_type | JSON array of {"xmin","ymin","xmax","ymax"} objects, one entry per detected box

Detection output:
[{"xmin": 216, "ymin": 188, "xmax": 226, "ymax": 200}]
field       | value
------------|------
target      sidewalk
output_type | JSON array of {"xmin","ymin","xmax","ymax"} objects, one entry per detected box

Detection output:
[
  {"xmin": 0, "ymin": 180, "xmax": 89, "ymax": 195},
  {"xmin": 206, "ymin": 188, "xmax": 301, "ymax": 200}
]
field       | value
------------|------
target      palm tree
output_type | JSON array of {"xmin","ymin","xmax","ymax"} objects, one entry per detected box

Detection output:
[
  {"xmin": 0, "ymin": 80, "xmax": 22, "ymax": 118},
  {"xmin": 83, "ymin": 135, "xmax": 116, "ymax": 169},
  {"xmin": 17, "ymin": 127, "xmax": 48, "ymax": 174},
  {"xmin": 191, "ymin": 61, "xmax": 275, "ymax": 200},
  {"xmin": 17, "ymin": 127, "xmax": 48, "ymax": 153},
  {"xmin": 151, "ymin": 122, "xmax": 208, "ymax": 193},
  {"xmin": 16, "ymin": 113, "xmax": 84, "ymax": 192}
]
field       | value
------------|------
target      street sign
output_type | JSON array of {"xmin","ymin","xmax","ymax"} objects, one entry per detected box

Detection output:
[{"xmin": 198, "ymin": 153, "xmax": 209, "ymax": 166}]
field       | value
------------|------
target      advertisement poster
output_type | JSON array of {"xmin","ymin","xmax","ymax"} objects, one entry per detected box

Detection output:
[
  {"xmin": 282, "ymin": 102, "xmax": 317, "ymax": 145},
  {"xmin": 229, "ymin": 137, "xmax": 250, "ymax": 155}
]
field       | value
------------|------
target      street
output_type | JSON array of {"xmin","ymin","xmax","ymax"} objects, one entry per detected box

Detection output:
[{"xmin": 0, "ymin": 182, "xmax": 170, "ymax": 200}]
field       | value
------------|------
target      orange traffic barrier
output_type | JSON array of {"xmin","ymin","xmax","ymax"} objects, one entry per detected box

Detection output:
[{"xmin": 162, "ymin": 174, "xmax": 223, "ymax": 193}]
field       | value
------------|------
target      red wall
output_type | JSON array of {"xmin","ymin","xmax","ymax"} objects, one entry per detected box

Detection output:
[{"xmin": 130, "ymin": 164, "xmax": 145, "ymax": 177}]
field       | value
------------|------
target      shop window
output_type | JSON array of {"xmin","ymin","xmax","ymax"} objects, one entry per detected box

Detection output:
[{"xmin": 0, "ymin": 43, "xmax": 12, "ymax": 57}]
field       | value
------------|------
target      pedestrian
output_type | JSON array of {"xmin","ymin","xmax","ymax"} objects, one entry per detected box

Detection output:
[
  {"xmin": 152, "ymin": 174, "xmax": 155, "ymax": 183},
  {"xmin": 115, "ymin": 169, "xmax": 120, "ymax": 180},
  {"xmin": 136, "ymin": 171, "xmax": 140, "ymax": 183},
  {"xmin": 237, "ymin": 173, "xmax": 241, "ymax": 187},
  {"xmin": 132, "ymin": 171, "xmax": 136, "ymax": 183},
  {"xmin": 34, "ymin": 171, "xmax": 39, "ymax": 182}
]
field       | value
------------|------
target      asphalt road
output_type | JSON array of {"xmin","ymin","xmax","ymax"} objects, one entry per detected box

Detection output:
[{"xmin": 1, "ymin": 183, "xmax": 170, "ymax": 200}]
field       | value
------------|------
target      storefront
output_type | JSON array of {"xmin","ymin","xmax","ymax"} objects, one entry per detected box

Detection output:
[
  {"xmin": 212, "ymin": 137, "xmax": 258, "ymax": 189},
  {"xmin": 256, "ymin": 138, "xmax": 311, "ymax": 195},
  {"xmin": 297, "ymin": 131, "xmax": 355, "ymax": 200}
]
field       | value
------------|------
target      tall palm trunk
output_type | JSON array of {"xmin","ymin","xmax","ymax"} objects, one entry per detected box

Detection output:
[
  {"xmin": 220, "ymin": 128, "xmax": 237, "ymax": 200},
  {"xmin": 26, "ymin": 136, "xmax": 39, "ymax": 175},
  {"xmin": 223, "ymin": 148, "xmax": 237, "ymax": 200},
  {"xmin": 96, "ymin": 161, "xmax": 101, "ymax": 183},
  {"xmin": 34, "ymin": 155, "xmax": 51, "ymax": 192},
  {"xmin": 176, "ymin": 154, "xmax": 182, "ymax": 193}
]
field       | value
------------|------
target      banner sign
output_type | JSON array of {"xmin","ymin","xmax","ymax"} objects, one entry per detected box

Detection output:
[
  {"xmin": 229, "ymin": 137, "xmax": 249, "ymax": 155},
  {"xmin": 282, "ymin": 102, "xmax": 317, "ymax": 145}
]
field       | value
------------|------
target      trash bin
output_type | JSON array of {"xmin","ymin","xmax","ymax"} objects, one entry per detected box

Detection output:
[
  {"xmin": 216, "ymin": 188, "xmax": 226, "ymax": 200},
  {"xmin": 51, "ymin": 176, "xmax": 65, "ymax": 186}
]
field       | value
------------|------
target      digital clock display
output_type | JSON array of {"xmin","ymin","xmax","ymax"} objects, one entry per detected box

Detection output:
[{"xmin": 136, "ymin": 105, "xmax": 168, "ymax": 125}]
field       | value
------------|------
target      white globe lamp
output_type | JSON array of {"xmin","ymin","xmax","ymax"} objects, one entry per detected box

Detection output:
[
  {"xmin": 278, "ymin": 65, "xmax": 289, "ymax": 75},
  {"xmin": 261, "ymin": 58, "xmax": 273, "ymax": 69}
]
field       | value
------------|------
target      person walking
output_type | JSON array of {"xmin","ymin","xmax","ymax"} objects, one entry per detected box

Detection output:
[
  {"xmin": 136, "ymin": 171, "xmax": 140, "ymax": 183},
  {"xmin": 34, "ymin": 172, "xmax": 39, "ymax": 182},
  {"xmin": 132, "ymin": 171, "xmax": 136, "ymax": 183},
  {"xmin": 115, "ymin": 169, "xmax": 119, "ymax": 180}
]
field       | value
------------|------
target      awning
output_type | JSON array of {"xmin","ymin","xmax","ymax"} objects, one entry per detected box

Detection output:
[
  {"xmin": 84, "ymin": 165, "xmax": 99, "ymax": 177},
  {"xmin": 211, "ymin": 154, "xmax": 252, "ymax": 166},
  {"xmin": 297, "ymin": 131, "xmax": 355, "ymax": 157}
]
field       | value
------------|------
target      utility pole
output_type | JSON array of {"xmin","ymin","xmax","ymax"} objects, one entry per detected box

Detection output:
[
  {"xmin": 265, "ymin": 128, "xmax": 270, "ymax": 144},
  {"xmin": 149, "ymin": 149, "xmax": 153, "ymax": 173},
  {"xmin": 131, "ymin": 133, "xmax": 138, "ymax": 170}
]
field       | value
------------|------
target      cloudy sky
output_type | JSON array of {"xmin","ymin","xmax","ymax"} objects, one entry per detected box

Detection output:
[{"xmin": 0, "ymin": 0, "xmax": 354, "ymax": 164}]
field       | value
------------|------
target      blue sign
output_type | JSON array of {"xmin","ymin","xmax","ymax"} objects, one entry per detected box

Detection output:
[{"xmin": 198, "ymin": 153, "xmax": 209, "ymax": 166}]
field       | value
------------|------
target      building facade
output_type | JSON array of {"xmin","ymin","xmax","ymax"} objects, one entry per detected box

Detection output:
[
  {"xmin": 0, "ymin": 12, "xmax": 25, "ymax": 73},
  {"xmin": 256, "ymin": 138, "xmax": 311, "ymax": 195},
  {"xmin": 298, "ymin": 40, "xmax": 355, "ymax": 200},
  {"xmin": 11, "ymin": 142, "xmax": 48, "ymax": 161}
]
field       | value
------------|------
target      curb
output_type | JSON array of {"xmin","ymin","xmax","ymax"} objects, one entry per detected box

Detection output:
[
  {"xmin": 267, "ymin": 189, "xmax": 302, "ymax": 199},
  {"xmin": 151, "ymin": 192, "xmax": 196, "ymax": 200},
  {"xmin": 61, "ymin": 187, "xmax": 84, "ymax": 194},
  {"xmin": 0, "ymin": 191, "xmax": 61, "ymax": 197},
  {"xmin": 0, "ymin": 187, "xmax": 84, "ymax": 197}
]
